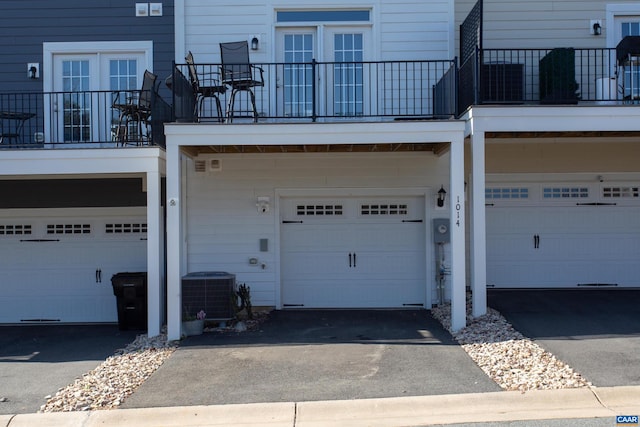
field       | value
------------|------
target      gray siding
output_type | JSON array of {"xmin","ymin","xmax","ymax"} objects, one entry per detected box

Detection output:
[{"xmin": 0, "ymin": 0, "xmax": 174, "ymax": 94}]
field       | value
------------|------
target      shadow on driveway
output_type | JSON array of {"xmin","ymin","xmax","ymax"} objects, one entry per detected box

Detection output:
[
  {"xmin": 488, "ymin": 289, "xmax": 640, "ymax": 386},
  {"xmin": 122, "ymin": 310, "xmax": 502, "ymax": 409},
  {"xmin": 0, "ymin": 325, "xmax": 138, "ymax": 414}
]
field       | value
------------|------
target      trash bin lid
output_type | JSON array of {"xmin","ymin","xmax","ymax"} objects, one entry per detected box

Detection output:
[{"xmin": 183, "ymin": 271, "xmax": 233, "ymax": 278}]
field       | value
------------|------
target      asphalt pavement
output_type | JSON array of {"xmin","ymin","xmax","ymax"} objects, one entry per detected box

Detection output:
[
  {"xmin": 1, "ymin": 290, "xmax": 639, "ymax": 426},
  {"xmin": 122, "ymin": 309, "xmax": 502, "ymax": 409},
  {"xmin": 0, "ymin": 325, "xmax": 137, "ymax": 415},
  {"xmin": 488, "ymin": 289, "xmax": 640, "ymax": 387}
]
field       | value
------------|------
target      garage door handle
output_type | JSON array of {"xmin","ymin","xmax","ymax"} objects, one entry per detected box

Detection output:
[
  {"xmin": 353, "ymin": 253, "xmax": 357, "ymax": 268},
  {"xmin": 349, "ymin": 252, "xmax": 352, "ymax": 267},
  {"xmin": 533, "ymin": 234, "xmax": 540, "ymax": 249}
]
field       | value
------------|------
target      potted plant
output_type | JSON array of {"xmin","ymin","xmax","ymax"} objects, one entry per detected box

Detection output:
[{"xmin": 182, "ymin": 308, "xmax": 206, "ymax": 336}]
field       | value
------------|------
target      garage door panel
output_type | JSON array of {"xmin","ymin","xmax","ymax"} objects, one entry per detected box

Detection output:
[
  {"xmin": 281, "ymin": 196, "xmax": 426, "ymax": 308},
  {"xmin": 0, "ymin": 208, "xmax": 147, "ymax": 323},
  {"xmin": 487, "ymin": 184, "xmax": 640, "ymax": 289}
]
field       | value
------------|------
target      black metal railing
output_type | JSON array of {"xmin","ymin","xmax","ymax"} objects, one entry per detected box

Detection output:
[
  {"xmin": 172, "ymin": 59, "xmax": 459, "ymax": 122},
  {"xmin": 459, "ymin": 47, "xmax": 624, "ymax": 113},
  {"xmin": 0, "ymin": 89, "xmax": 171, "ymax": 149}
]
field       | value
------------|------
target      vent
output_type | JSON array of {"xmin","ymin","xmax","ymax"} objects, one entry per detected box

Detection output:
[
  {"xmin": 486, "ymin": 187, "xmax": 529, "ymax": 199},
  {"xmin": 296, "ymin": 204, "xmax": 343, "ymax": 216},
  {"xmin": 543, "ymin": 187, "xmax": 589, "ymax": 199},
  {"xmin": 361, "ymin": 204, "xmax": 408, "ymax": 215},
  {"xmin": 47, "ymin": 224, "xmax": 91, "ymax": 235},
  {"xmin": 194, "ymin": 160, "xmax": 206, "ymax": 173},
  {"xmin": 194, "ymin": 159, "xmax": 222, "ymax": 173},
  {"xmin": 106, "ymin": 223, "xmax": 148, "ymax": 234},
  {"xmin": 0, "ymin": 224, "xmax": 32, "ymax": 235},
  {"xmin": 603, "ymin": 186, "xmax": 639, "ymax": 198}
]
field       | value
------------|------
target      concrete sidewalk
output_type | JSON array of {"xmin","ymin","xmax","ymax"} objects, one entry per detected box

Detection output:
[{"xmin": 2, "ymin": 385, "xmax": 638, "ymax": 427}]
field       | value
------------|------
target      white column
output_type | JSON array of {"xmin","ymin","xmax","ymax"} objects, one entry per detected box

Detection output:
[
  {"xmin": 449, "ymin": 136, "xmax": 466, "ymax": 332},
  {"xmin": 146, "ymin": 170, "xmax": 163, "ymax": 337},
  {"xmin": 470, "ymin": 125, "xmax": 487, "ymax": 318},
  {"xmin": 166, "ymin": 144, "xmax": 182, "ymax": 341}
]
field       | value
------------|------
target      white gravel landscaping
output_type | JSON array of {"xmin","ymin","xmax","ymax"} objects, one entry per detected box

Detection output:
[{"xmin": 431, "ymin": 301, "xmax": 591, "ymax": 392}]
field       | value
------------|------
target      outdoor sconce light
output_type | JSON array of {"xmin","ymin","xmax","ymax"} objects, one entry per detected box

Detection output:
[
  {"xmin": 28, "ymin": 63, "xmax": 40, "ymax": 79},
  {"xmin": 256, "ymin": 196, "xmax": 270, "ymax": 213},
  {"xmin": 437, "ymin": 185, "xmax": 447, "ymax": 207},
  {"xmin": 592, "ymin": 22, "xmax": 602, "ymax": 36},
  {"xmin": 251, "ymin": 36, "xmax": 259, "ymax": 50}
]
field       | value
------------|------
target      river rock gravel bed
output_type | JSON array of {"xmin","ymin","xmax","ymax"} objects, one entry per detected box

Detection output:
[
  {"xmin": 39, "ymin": 333, "xmax": 177, "ymax": 412},
  {"xmin": 431, "ymin": 302, "xmax": 591, "ymax": 392}
]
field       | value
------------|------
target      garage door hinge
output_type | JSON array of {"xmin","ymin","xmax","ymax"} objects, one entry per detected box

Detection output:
[
  {"xmin": 19, "ymin": 238, "xmax": 60, "ymax": 242},
  {"xmin": 282, "ymin": 220, "xmax": 303, "ymax": 224},
  {"xmin": 402, "ymin": 219, "xmax": 423, "ymax": 223},
  {"xmin": 576, "ymin": 202, "xmax": 617, "ymax": 206},
  {"xmin": 283, "ymin": 304, "xmax": 304, "ymax": 307}
]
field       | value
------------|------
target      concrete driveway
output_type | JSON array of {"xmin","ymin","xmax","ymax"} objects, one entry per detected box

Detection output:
[
  {"xmin": 122, "ymin": 310, "xmax": 501, "ymax": 409},
  {"xmin": 488, "ymin": 289, "xmax": 640, "ymax": 387},
  {"xmin": 0, "ymin": 325, "xmax": 137, "ymax": 415}
]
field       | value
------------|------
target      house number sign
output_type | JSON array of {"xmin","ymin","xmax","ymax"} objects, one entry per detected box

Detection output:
[{"xmin": 455, "ymin": 196, "xmax": 461, "ymax": 227}]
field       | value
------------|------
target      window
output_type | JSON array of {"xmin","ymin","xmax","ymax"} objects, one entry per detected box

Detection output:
[
  {"xmin": 485, "ymin": 187, "xmax": 529, "ymax": 199},
  {"xmin": 277, "ymin": 10, "xmax": 370, "ymax": 23}
]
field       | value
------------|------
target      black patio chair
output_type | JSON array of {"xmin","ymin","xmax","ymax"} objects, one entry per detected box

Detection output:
[
  {"xmin": 220, "ymin": 41, "xmax": 264, "ymax": 122},
  {"xmin": 186, "ymin": 51, "xmax": 226, "ymax": 122},
  {"xmin": 112, "ymin": 70, "xmax": 157, "ymax": 145}
]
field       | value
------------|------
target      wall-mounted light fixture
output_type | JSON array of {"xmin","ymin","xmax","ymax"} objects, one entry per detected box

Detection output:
[
  {"xmin": 251, "ymin": 36, "xmax": 259, "ymax": 50},
  {"xmin": 437, "ymin": 185, "xmax": 447, "ymax": 207},
  {"xmin": 591, "ymin": 20, "xmax": 602, "ymax": 36},
  {"xmin": 256, "ymin": 196, "xmax": 270, "ymax": 213},
  {"xmin": 28, "ymin": 63, "xmax": 40, "ymax": 79}
]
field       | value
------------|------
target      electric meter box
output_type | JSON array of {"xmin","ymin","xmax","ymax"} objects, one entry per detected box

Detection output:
[{"xmin": 433, "ymin": 218, "xmax": 450, "ymax": 243}]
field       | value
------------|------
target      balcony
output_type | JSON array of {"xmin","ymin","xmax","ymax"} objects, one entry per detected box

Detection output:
[
  {"xmin": 0, "ymin": 89, "xmax": 171, "ymax": 149},
  {"xmin": 459, "ymin": 47, "xmax": 630, "ymax": 113},
  {"xmin": 171, "ymin": 59, "xmax": 458, "ymax": 123}
]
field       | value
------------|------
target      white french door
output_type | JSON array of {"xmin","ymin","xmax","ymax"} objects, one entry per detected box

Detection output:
[
  {"xmin": 615, "ymin": 17, "xmax": 640, "ymax": 100},
  {"xmin": 44, "ymin": 42, "xmax": 151, "ymax": 146},
  {"xmin": 277, "ymin": 27, "xmax": 371, "ymax": 118}
]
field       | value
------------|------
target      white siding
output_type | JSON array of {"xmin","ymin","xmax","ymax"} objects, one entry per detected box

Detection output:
[
  {"xmin": 456, "ymin": 0, "xmax": 640, "ymax": 50},
  {"xmin": 184, "ymin": 152, "xmax": 449, "ymax": 307},
  {"xmin": 183, "ymin": 0, "xmax": 454, "ymax": 62}
]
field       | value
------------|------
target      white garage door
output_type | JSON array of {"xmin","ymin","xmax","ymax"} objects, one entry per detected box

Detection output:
[
  {"xmin": 486, "ymin": 183, "xmax": 640, "ymax": 288},
  {"xmin": 281, "ymin": 196, "xmax": 426, "ymax": 308},
  {"xmin": 0, "ymin": 208, "xmax": 147, "ymax": 323}
]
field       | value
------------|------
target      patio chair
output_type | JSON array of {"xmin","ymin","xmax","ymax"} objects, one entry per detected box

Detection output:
[
  {"xmin": 186, "ymin": 51, "xmax": 226, "ymax": 122},
  {"xmin": 219, "ymin": 41, "xmax": 264, "ymax": 122},
  {"xmin": 112, "ymin": 70, "xmax": 157, "ymax": 145}
]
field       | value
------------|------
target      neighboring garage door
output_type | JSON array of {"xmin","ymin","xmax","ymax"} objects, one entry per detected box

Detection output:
[
  {"xmin": 281, "ymin": 196, "xmax": 426, "ymax": 308},
  {"xmin": 0, "ymin": 208, "xmax": 147, "ymax": 323},
  {"xmin": 486, "ymin": 182, "xmax": 640, "ymax": 288}
]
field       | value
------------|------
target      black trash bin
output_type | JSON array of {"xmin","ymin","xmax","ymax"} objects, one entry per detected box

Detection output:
[{"xmin": 111, "ymin": 272, "xmax": 148, "ymax": 331}]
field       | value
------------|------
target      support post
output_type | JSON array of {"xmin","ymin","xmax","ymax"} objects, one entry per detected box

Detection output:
[
  {"xmin": 166, "ymin": 144, "xmax": 182, "ymax": 341},
  {"xmin": 146, "ymin": 170, "xmax": 163, "ymax": 337},
  {"xmin": 470, "ymin": 125, "xmax": 487, "ymax": 318},
  {"xmin": 449, "ymin": 136, "xmax": 466, "ymax": 332}
]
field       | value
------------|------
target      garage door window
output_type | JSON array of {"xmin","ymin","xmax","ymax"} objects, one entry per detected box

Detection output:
[
  {"xmin": 46, "ymin": 224, "xmax": 91, "ymax": 234},
  {"xmin": 485, "ymin": 187, "xmax": 529, "ymax": 199},
  {"xmin": 0, "ymin": 224, "xmax": 32, "ymax": 235},
  {"xmin": 360, "ymin": 203, "xmax": 408, "ymax": 215},
  {"xmin": 105, "ymin": 223, "xmax": 147, "ymax": 233},
  {"xmin": 542, "ymin": 187, "xmax": 589, "ymax": 199},
  {"xmin": 296, "ymin": 204, "xmax": 343, "ymax": 216},
  {"xmin": 603, "ymin": 186, "xmax": 639, "ymax": 198}
]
